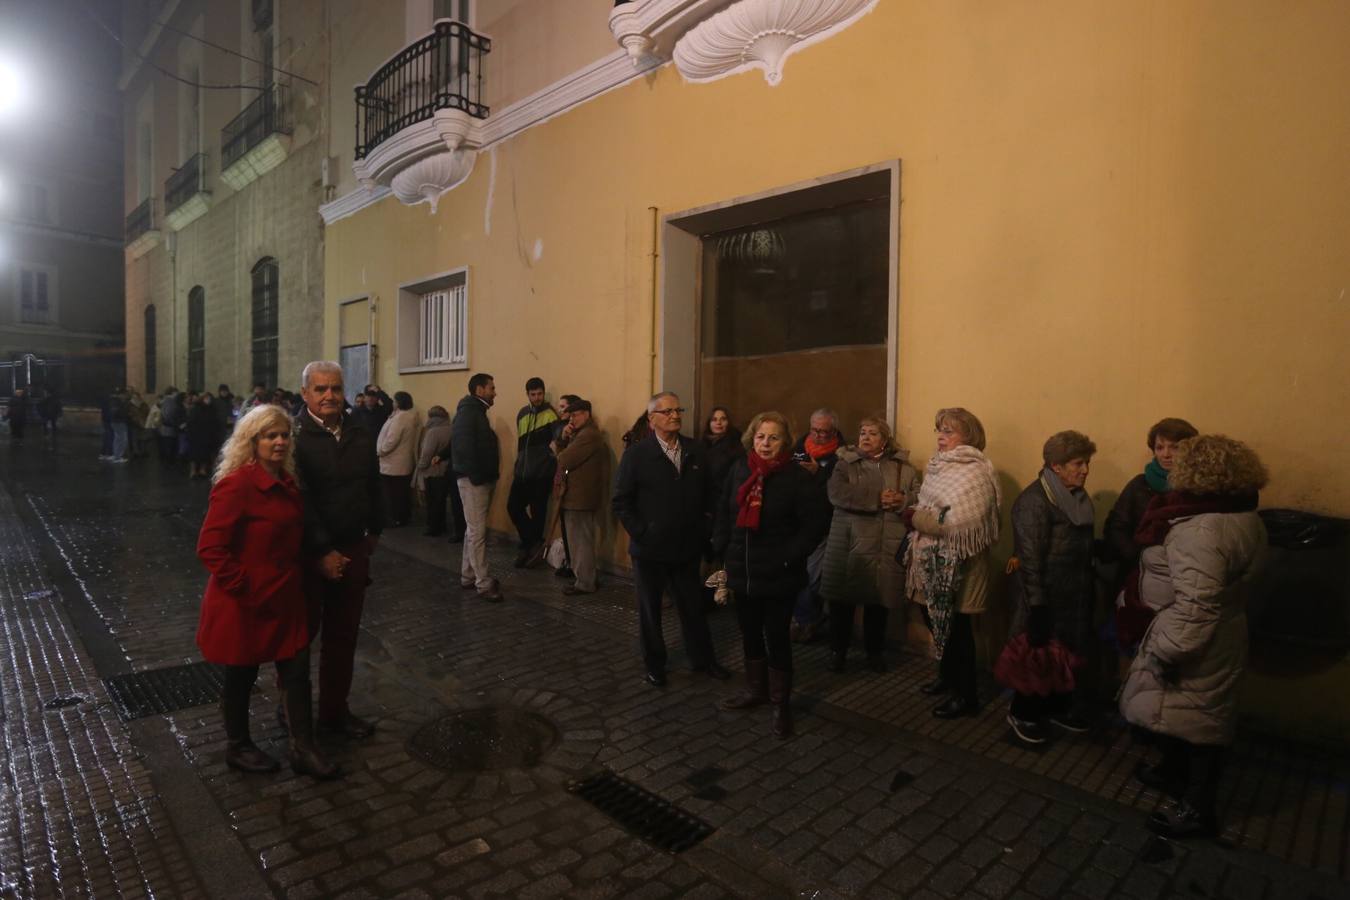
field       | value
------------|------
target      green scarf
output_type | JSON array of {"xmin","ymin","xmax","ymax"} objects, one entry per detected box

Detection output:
[{"xmin": 1144, "ymin": 459, "xmax": 1169, "ymax": 493}]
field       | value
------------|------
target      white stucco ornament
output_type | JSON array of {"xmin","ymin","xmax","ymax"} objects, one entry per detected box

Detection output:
[
  {"xmin": 390, "ymin": 149, "xmax": 477, "ymax": 213},
  {"xmin": 672, "ymin": 0, "xmax": 878, "ymax": 85}
]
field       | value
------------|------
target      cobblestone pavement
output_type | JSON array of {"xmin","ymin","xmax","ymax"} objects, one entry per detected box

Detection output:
[{"xmin": 0, "ymin": 433, "xmax": 1346, "ymax": 899}]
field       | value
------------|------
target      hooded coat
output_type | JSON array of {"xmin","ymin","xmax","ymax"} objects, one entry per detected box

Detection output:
[
  {"xmin": 1120, "ymin": 510, "xmax": 1266, "ymax": 746},
  {"xmin": 819, "ymin": 446, "xmax": 920, "ymax": 609}
]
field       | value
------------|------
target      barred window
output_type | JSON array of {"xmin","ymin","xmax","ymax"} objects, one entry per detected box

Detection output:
[
  {"xmin": 187, "ymin": 286, "xmax": 205, "ymax": 392},
  {"xmin": 251, "ymin": 258, "xmax": 279, "ymax": 389},
  {"xmin": 418, "ymin": 285, "xmax": 467, "ymax": 367}
]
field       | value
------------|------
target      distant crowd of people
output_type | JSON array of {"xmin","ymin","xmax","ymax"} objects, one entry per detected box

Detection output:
[{"xmin": 189, "ymin": 360, "xmax": 1267, "ymax": 842}]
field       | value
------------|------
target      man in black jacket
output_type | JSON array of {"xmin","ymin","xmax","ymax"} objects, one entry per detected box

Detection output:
[
  {"xmin": 452, "ymin": 373, "xmax": 503, "ymax": 601},
  {"xmin": 612, "ymin": 391, "xmax": 729, "ymax": 687},
  {"xmin": 295, "ymin": 360, "xmax": 383, "ymax": 738},
  {"xmin": 507, "ymin": 377, "xmax": 559, "ymax": 567},
  {"xmin": 790, "ymin": 408, "xmax": 845, "ymax": 642}
]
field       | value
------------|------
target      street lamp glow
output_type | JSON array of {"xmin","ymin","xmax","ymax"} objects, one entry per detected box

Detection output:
[{"xmin": 0, "ymin": 60, "xmax": 27, "ymax": 117}]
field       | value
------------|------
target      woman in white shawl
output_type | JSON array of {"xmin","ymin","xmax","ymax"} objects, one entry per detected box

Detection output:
[{"xmin": 904, "ymin": 408, "xmax": 1002, "ymax": 719}]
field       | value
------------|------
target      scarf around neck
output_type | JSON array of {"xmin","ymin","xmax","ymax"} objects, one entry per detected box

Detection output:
[
  {"xmin": 736, "ymin": 451, "xmax": 790, "ymax": 531},
  {"xmin": 906, "ymin": 445, "xmax": 1002, "ymax": 660},
  {"xmin": 804, "ymin": 432, "xmax": 841, "ymax": 460},
  {"xmin": 1040, "ymin": 467, "xmax": 1094, "ymax": 527},
  {"xmin": 1134, "ymin": 490, "xmax": 1259, "ymax": 547},
  {"xmin": 1144, "ymin": 459, "xmax": 1170, "ymax": 493}
]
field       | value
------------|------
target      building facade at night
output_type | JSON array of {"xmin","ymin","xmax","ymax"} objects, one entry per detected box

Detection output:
[{"xmin": 0, "ymin": 0, "xmax": 124, "ymax": 403}]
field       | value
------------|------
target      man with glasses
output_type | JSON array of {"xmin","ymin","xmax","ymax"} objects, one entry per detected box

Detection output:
[{"xmin": 613, "ymin": 392, "xmax": 730, "ymax": 687}]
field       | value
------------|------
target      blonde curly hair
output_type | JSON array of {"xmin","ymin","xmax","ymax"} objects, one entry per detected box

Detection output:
[
  {"xmin": 1168, "ymin": 434, "xmax": 1268, "ymax": 495},
  {"xmin": 213, "ymin": 404, "xmax": 297, "ymax": 484}
]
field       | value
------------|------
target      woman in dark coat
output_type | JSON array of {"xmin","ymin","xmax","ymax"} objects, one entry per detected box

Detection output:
[
  {"xmin": 1103, "ymin": 417, "xmax": 1198, "ymax": 649},
  {"xmin": 700, "ymin": 406, "xmax": 744, "ymax": 498},
  {"xmin": 1005, "ymin": 430, "xmax": 1098, "ymax": 746},
  {"xmin": 186, "ymin": 393, "xmax": 223, "ymax": 478},
  {"xmin": 713, "ymin": 411, "xmax": 829, "ymax": 738},
  {"xmin": 196, "ymin": 405, "xmax": 338, "ymax": 779}
]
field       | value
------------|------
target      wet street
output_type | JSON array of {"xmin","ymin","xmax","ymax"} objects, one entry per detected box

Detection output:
[{"xmin": 0, "ymin": 433, "xmax": 1346, "ymax": 900}]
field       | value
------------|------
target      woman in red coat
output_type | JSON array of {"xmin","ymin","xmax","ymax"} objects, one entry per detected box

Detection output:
[{"xmin": 196, "ymin": 404, "xmax": 338, "ymax": 778}]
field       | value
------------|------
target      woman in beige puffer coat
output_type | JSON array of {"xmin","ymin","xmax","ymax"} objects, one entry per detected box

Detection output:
[{"xmin": 1119, "ymin": 434, "xmax": 1268, "ymax": 840}]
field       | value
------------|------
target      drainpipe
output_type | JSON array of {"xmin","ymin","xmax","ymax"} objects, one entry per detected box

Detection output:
[
  {"xmin": 168, "ymin": 229, "xmax": 178, "ymax": 387},
  {"xmin": 648, "ymin": 206, "xmax": 659, "ymax": 395}
]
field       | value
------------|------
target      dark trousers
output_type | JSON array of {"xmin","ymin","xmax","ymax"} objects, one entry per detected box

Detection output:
[
  {"xmin": 1158, "ymin": 735, "xmax": 1226, "ymax": 820},
  {"xmin": 425, "ymin": 475, "xmax": 461, "ymax": 535},
  {"xmin": 306, "ymin": 540, "xmax": 371, "ymax": 723},
  {"xmin": 830, "ymin": 602, "xmax": 889, "ymax": 656},
  {"xmin": 101, "ymin": 422, "xmax": 113, "ymax": 454},
  {"xmin": 633, "ymin": 557, "xmax": 716, "ymax": 674},
  {"xmin": 222, "ymin": 647, "xmax": 310, "ymax": 739},
  {"xmin": 507, "ymin": 475, "xmax": 552, "ymax": 548},
  {"xmin": 939, "ymin": 612, "xmax": 979, "ymax": 705},
  {"xmin": 735, "ymin": 592, "xmax": 795, "ymax": 672},
  {"xmin": 157, "ymin": 434, "xmax": 177, "ymax": 465},
  {"xmin": 382, "ymin": 474, "xmax": 412, "ymax": 525}
]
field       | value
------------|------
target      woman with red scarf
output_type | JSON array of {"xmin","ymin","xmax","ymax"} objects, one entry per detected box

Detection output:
[{"xmin": 712, "ymin": 411, "xmax": 830, "ymax": 738}]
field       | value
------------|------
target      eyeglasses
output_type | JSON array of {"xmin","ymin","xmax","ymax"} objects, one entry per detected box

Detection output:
[
  {"xmin": 936, "ymin": 427, "xmax": 959, "ymax": 435},
  {"xmin": 651, "ymin": 407, "xmax": 685, "ymax": 416}
]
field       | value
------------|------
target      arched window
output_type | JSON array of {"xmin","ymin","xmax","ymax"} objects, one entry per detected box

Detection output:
[
  {"xmin": 187, "ymin": 286, "xmax": 205, "ymax": 392},
  {"xmin": 251, "ymin": 258, "xmax": 279, "ymax": 389},
  {"xmin": 144, "ymin": 304, "xmax": 157, "ymax": 394}
]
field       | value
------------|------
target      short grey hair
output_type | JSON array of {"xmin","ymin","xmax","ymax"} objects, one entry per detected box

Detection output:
[
  {"xmin": 647, "ymin": 391, "xmax": 680, "ymax": 414},
  {"xmin": 301, "ymin": 360, "xmax": 343, "ymax": 389},
  {"xmin": 810, "ymin": 407, "xmax": 839, "ymax": 430}
]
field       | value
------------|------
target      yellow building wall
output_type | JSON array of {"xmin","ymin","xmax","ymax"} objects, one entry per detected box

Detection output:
[{"xmin": 324, "ymin": 1, "xmax": 1350, "ymax": 741}]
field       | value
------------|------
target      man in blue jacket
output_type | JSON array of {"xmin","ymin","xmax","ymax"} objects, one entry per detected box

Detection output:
[
  {"xmin": 612, "ymin": 392, "xmax": 730, "ymax": 687},
  {"xmin": 453, "ymin": 373, "xmax": 503, "ymax": 601}
]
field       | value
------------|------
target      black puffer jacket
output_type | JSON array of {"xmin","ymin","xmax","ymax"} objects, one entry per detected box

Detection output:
[
  {"xmin": 701, "ymin": 431, "xmax": 744, "ymax": 504},
  {"xmin": 451, "ymin": 394, "xmax": 499, "ymax": 485},
  {"xmin": 294, "ymin": 411, "xmax": 383, "ymax": 555},
  {"xmin": 713, "ymin": 458, "xmax": 831, "ymax": 599},
  {"xmin": 1102, "ymin": 473, "xmax": 1157, "ymax": 566},
  {"xmin": 1010, "ymin": 477, "xmax": 1095, "ymax": 653}
]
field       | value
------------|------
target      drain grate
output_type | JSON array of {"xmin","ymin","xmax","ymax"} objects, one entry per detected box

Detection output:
[
  {"xmin": 568, "ymin": 771, "xmax": 714, "ymax": 853},
  {"xmin": 407, "ymin": 707, "xmax": 559, "ymax": 772},
  {"xmin": 103, "ymin": 663, "xmax": 225, "ymax": 721}
]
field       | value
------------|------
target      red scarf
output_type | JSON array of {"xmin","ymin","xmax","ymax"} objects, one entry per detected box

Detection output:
[
  {"xmin": 1116, "ymin": 490, "xmax": 1259, "ymax": 648},
  {"xmin": 804, "ymin": 432, "xmax": 840, "ymax": 460},
  {"xmin": 735, "ymin": 451, "xmax": 790, "ymax": 531}
]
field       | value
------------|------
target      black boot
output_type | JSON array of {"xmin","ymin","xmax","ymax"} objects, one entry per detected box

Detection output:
[
  {"xmin": 284, "ymin": 682, "xmax": 341, "ymax": 780},
  {"xmin": 721, "ymin": 658, "xmax": 768, "ymax": 710},
  {"xmin": 768, "ymin": 668, "xmax": 794, "ymax": 739},
  {"xmin": 222, "ymin": 699, "xmax": 279, "ymax": 774}
]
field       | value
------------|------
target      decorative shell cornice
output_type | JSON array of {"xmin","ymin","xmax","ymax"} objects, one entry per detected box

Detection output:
[
  {"xmin": 672, "ymin": 0, "xmax": 878, "ymax": 85},
  {"xmin": 389, "ymin": 150, "xmax": 477, "ymax": 214}
]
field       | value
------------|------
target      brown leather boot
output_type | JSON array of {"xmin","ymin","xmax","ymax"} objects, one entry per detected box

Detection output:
[
  {"xmin": 720, "ymin": 658, "xmax": 768, "ymax": 710},
  {"xmin": 285, "ymin": 681, "xmax": 341, "ymax": 780},
  {"xmin": 221, "ymin": 695, "xmax": 280, "ymax": 773},
  {"xmin": 768, "ymin": 667, "xmax": 794, "ymax": 739}
]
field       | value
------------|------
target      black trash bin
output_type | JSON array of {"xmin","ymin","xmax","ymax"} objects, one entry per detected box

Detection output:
[{"xmin": 1247, "ymin": 509, "xmax": 1350, "ymax": 676}]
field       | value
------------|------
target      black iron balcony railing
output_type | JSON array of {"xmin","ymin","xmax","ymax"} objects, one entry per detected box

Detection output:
[
  {"xmin": 222, "ymin": 84, "xmax": 290, "ymax": 169},
  {"xmin": 354, "ymin": 20, "xmax": 491, "ymax": 161},
  {"xmin": 125, "ymin": 197, "xmax": 155, "ymax": 244},
  {"xmin": 165, "ymin": 153, "xmax": 208, "ymax": 213}
]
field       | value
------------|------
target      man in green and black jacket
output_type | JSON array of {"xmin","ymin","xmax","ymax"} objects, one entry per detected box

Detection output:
[{"xmin": 507, "ymin": 377, "xmax": 559, "ymax": 567}]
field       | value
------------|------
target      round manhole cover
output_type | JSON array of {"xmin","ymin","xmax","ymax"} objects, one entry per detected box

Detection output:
[{"xmin": 407, "ymin": 707, "xmax": 560, "ymax": 771}]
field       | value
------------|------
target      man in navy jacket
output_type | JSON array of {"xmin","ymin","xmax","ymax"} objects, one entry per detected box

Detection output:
[{"xmin": 612, "ymin": 392, "xmax": 729, "ymax": 687}]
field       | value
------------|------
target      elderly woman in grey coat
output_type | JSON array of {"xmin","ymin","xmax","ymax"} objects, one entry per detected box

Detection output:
[
  {"xmin": 1120, "ymin": 435, "xmax": 1267, "ymax": 840},
  {"xmin": 1005, "ymin": 430, "xmax": 1097, "ymax": 746},
  {"xmin": 416, "ymin": 406, "xmax": 453, "ymax": 536},
  {"xmin": 821, "ymin": 416, "xmax": 920, "ymax": 673}
]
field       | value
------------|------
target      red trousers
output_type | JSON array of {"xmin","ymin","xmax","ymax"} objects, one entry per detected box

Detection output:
[{"xmin": 305, "ymin": 539, "xmax": 372, "ymax": 722}]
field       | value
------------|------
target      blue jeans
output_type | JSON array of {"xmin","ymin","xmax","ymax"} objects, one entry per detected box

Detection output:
[{"xmin": 111, "ymin": 423, "xmax": 129, "ymax": 459}]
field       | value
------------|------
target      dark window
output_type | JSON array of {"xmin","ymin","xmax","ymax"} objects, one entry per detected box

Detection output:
[
  {"xmin": 251, "ymin": 258, "xmax": 279, "ymax": 390},
  {"xmin": 700, "ymin": 197, "xmax": 889, "ymax": 358},
  {"xmin": 144, "ymin": 305, "xmax": 157, "ymax": 394},
  {"xmin": 18, "ymin": 268, "xmax": 52, "ymax": 325},
  {"xmin": 187, "ymin": 286, "xmax": 205, "ymax": 392}
]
